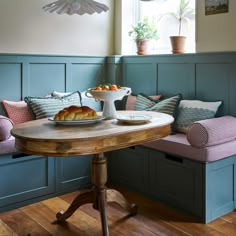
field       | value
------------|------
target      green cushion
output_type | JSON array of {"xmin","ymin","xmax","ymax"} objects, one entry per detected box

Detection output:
[{"xmin": 24, "ymin": 91, "xmax": 82, "ymax": 119}]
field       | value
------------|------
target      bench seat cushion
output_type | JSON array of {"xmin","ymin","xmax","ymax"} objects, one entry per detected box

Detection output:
[
  {"xmin": 142, "ymin": 133, "xmax": 236, "ymax": 162},
  {"xmin": 0, "ymin": 136, "xmax": 16, "ymax": 155}
]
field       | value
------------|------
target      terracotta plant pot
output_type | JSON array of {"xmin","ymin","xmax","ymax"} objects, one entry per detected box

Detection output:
[
  {"xmin": 170, "ymin": 36, "xmax": 186, "ymax": 54},
  {"xmin": 136, "ymin": 39, "xmax": 153, "ymax": 55}
]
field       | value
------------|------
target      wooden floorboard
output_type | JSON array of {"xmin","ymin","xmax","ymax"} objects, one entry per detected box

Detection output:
[{"xmin": 0, "ymin": 185, "xmax": 236, "ymax": 235}]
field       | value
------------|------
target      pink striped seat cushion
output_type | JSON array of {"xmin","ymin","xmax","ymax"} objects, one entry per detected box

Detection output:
[
  {"xmin": 142, "ymin": 133, "xmax": 236, "ymax": 163},
  {"xmin": 187, "ymin": 116, "xmax": 236, "ymax": 148},
  {"xmin": 0, "ymin": 115, "xmax": 14, "ymax": 141}
]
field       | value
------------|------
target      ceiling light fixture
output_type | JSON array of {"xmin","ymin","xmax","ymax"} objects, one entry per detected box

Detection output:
[{"xmin": 42, "ymin": 0, "xmax": 109, "ymax": 15}]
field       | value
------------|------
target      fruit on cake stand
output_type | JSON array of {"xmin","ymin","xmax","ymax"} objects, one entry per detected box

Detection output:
[{"xmin": 85, "ymin": 84, "xmax": 131, "ymax": 119}]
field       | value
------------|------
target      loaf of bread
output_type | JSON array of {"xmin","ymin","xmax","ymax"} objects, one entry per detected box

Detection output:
[{"xmin": 54, "ymin": 105, "xmax": 97, "ymax": 121}]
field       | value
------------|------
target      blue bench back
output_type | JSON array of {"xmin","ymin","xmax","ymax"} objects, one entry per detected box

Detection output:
[
  {"xmin": 0, "ymin": 54, "xmax": 106, "ymax": 115},
  {"xmin": 107, "ymin": 52, "xmax": 236, "ymax": 117},
  {"xmin": 1, "ymin": 52, "xmax": 236, "ymax": 117}
]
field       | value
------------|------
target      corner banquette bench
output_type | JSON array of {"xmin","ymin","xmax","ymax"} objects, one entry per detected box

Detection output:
[
  {"xmin": 1, "ymin": 52, "xmax": 236, "ymax": 224},
  {"xmin": 0, "ymin": 92, "xmax": 101, "ymax": 212},
  {"xmin": 106, "ymin": 52, "xmax": 236, "ymax": 223},
  {"xmin": 0, "ymin": 54, "xmax": 106, "ymax": 212}
]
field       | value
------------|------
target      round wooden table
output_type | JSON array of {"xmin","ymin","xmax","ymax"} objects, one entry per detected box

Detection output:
[{"xmin": 11, "ymin": 111, "xmax": 174, "ymax": 236}]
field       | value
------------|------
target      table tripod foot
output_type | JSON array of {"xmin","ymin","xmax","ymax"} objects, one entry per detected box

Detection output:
[
  {"xmin": 56, "ymin": 189, "xmax": 94, "ymax": 222},
  {"xmin": 106, "ymin": 189, "xmax": 138, "ymax": 216}
]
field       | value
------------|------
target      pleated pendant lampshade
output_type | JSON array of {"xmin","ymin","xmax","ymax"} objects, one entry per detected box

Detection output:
[{"xmin": 42, "ymin": 0, "xmax": 109, "ymax": 15}]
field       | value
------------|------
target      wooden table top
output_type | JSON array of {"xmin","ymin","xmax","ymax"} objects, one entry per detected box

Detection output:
[{"xmin": 11, "ymin": 111, "xmax": 174, "ymax": 156}]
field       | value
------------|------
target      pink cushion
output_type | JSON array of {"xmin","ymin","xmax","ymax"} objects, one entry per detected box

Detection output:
[
  {"xmin": 142, "ymin": 133, "xmax": 236, "ymax": 163},
  {"xmin": 0, "ymin": 115, "xmax": 14, "ymax": 141},
  {"xmin": 2, "ymin": 100, "xmax": 34, "ymax": 125},
  {"xmin": 126, "ymin": 94, "xmax": 161, "ymax": 110},
  {"xmin": 0, "ymin": 136, "xmax": 16, "ymax": 154},
  {"xmin": 187, "ymin": 116, "xmax": 236, "ymax": 148}
]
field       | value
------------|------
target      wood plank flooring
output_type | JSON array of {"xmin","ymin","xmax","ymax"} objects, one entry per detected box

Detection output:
[{"xmin": 1, "ymin": 185, "xmax": 236, "ymax": 236}]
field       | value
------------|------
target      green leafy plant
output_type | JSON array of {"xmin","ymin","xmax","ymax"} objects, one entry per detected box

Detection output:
[
  {"xmin": 158, "ymin": 0, "xmax": 195, "ymax": 36},
  {"xmin": 128, "ymin": 17, "xmax": 159, "ymax": 42}
]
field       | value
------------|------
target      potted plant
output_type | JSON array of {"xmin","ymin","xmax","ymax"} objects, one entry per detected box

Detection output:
[
  {"xmin": 128, "ymin": 17, "xmax": 159, "ymax": 55},
  {"xmin": 158, "ymin": 0, "xmax": 195, "ymax": 53}
]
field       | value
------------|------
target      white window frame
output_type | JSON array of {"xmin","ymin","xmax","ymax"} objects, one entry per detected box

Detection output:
[{"xmin": 120, "ymin": 0, "xmax": 196, "ymax": 55}]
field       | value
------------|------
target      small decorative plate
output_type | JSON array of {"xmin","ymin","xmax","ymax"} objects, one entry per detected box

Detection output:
[
  {"xmin": 116, "ymin": 114, "xmax": 152, "ymax": 124},
  {"xmin": 48, "ymin": 116, "xmax": 105, "ymax": 125}
]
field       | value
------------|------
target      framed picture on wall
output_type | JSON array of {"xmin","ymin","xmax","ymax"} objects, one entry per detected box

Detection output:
[{"xmin": 205, "ymin": 0, "xmax": 229, "ymax": 15}]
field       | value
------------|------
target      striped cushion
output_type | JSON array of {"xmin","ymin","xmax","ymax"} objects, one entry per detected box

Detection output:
[
  {"xmin": 176, "ymin": 100, "xmax": 222, "ymax": 133},
  {"xmin": 24, "ymin": 91, "xmax": 82, "ymax": 119},
  {"xmin": 187, "ymin": 116, "xmax": 236, "ymax": 148},
  {"xmin": 127, "ymin": 94, "xmax": 161, "ymax": 110},
  {"xmin": 134, "ymin": 93, "xmax": 157, "ymax": 110},
  {"xmin": 148, "ymin": 94, "xmax": 182, "ymax": 134},
  {"xmin": 148, "ymin": 94, "xmax": 182, "ymax": 117},
  {"xmin": 134, "ymin": 94, "xmax": 182, "ymax": 134}
]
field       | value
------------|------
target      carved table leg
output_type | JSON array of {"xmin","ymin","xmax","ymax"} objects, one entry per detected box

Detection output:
[
  {"xmin": 91, "ymin": 153, "xmax": 109, "ymax": 236},
  {"xmin": 106, "ymin": 189, "xmax": 138, "ymax": 216},
  {"xmin": 55, "ymin": 152, "xmax": 137, "ymax": 236},
  {"xmin": 56, "ymin": 189, "xmax": 93, "ymax": 222}
]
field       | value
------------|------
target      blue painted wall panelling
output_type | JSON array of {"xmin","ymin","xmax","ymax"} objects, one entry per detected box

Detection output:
[
  {"xmin": 117, "ymin": 52, "xmax": 236, "ymax": 117},
  {"xmin": 0, "ymin": 54, "xmax": 106, "ymax": 116},
  {"xmin": 0, "ymin": 63, "xmax": 22, "ymax": 101},
  {"xmin": 158, "ymin": 63, "xmax": 195, "ymax": 98},
  {"xmin": 1, "ymin": 52, "xmax": 236, "ymax": 118},
  {"xmin": 230, "ymin": 64, "xmax": 236, "ymax": 116},
  {"xmin": 124, "ymin": 63, "xmax": 157, "ymax": 95},
  {"xmin": 27, "ymin": 63, "xmax": 66, "ymax": 97},
  {"xmin": 70, "ymin": 64, "xmax": 104, "ymax": 92},
  {"xmin": 106, "ymin": 56, "xmax": 122, "ymax": 85},
  {"xmin": 0, "ymin": 63, "xmax": 22, "ymax": 114},
  {"xmin": 196, "ymin": 63, "xmax": 230, "ymax": 116}
]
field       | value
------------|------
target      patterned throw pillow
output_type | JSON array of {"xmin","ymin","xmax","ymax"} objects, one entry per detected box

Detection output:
[
  {"xmin": 126, "ymin": 94, "xmax": 161, "ymax": 110},
  {"xmin": 134, "ymin": 94, "xmax": 182, "ymax": 134},
  {"xmin": 176, "ymin": 100, "xmax": 222, "ymax": 133},
  {"xmin": 52, "ymin": 91, "xmax": 102, "ymax": 111},
  {"xmin": 1, "ymin": 100, "xmax": 34, "ymax": 125},
  {"xmin": 134, "ymin": 93, "xmax": 160, "ymax": 110},
  {"xmin": 24, "ymin": 91, "xmax": 82, "ymax": 119},
  {"xmin": 148, "ymin": 94, "xmax": 182, "ymax": 134},
  {"xmin": 148, "ymin": 94, "xmax": 182, "ymax": 117}
]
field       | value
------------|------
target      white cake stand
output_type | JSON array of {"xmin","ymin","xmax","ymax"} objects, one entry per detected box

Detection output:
[{"xmin": 85, "ymin": 87, "xmax": 131, "ymax": 119}]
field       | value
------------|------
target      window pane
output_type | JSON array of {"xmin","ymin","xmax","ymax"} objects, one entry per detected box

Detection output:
[{"xmin": 139, "ymin": 0, "xmax": 195, "ymax": 54}]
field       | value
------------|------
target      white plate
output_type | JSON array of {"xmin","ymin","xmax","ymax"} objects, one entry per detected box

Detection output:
[
  {"xmin": 48, "ymin": 116, "xmax": 105, "ymax": 125},
  {"xmin": 116, "ymin": 114, "xmax": 152, "ymax": 124}
]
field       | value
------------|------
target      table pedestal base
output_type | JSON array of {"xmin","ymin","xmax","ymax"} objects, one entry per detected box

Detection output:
[{"xmin": 55, "ymin": 153, "xmax": 137, "ymax": 236}]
